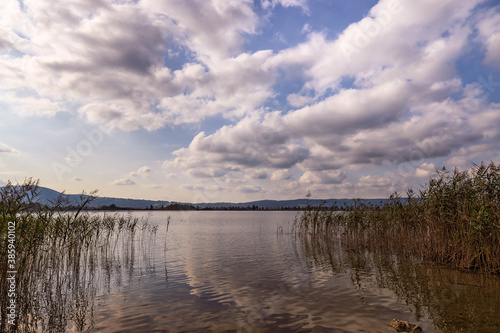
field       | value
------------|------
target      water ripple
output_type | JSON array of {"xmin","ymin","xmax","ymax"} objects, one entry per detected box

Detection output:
[{"xmin": 83, "ymin": 211, "xmax": 500, "ymax": 332}]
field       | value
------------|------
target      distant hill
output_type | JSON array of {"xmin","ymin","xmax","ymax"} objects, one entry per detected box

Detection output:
[
  {"xmin": 16, "ymin": 187, "xmax": 391, "ymax": 210},
  {"xmin": 33, "ymin": 187, "xmax": 172, "ymax": 209}
]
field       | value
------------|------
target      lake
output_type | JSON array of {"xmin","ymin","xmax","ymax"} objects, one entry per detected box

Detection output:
[{"xmin": 70, "ymin": 211, "xmax": 500, "ymax": 332}]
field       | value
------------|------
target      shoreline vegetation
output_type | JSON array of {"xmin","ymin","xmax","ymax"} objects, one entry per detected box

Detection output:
[
  {"xmin": 93, "ymin": 203, "xmax": 307, "ymax": 211},
  {"xmin": 0, "ymin": 179, "xmax": 158, "ymax": 332},
  {"xmin": 46, "ymin": 201, "xmax": 362, "ymax": 212},
  {"xmin": 296, "ymin": 162, "xmax": 500, "ymax": 275}
]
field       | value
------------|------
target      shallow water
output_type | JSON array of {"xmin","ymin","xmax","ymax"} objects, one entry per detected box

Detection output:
[{"xmin": 69, "ymin": 211, "xmax": 500, "ymax": 332}]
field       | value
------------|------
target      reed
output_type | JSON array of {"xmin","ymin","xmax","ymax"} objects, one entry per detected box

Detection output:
[
  {"xmin": 297, "ymin": 162, "xmax": 500, "ymax": 274},
  {"xmin": 0, "ymin": 178, "xmax": 158, "ymax": 332}
]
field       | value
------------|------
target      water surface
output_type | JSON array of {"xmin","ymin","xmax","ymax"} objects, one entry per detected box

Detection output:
[{"xmin": 77, "ymin": 211, "xmax": 500, "ymax": 332}]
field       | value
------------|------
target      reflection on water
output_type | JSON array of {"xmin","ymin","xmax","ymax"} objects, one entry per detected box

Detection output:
[
  {"xmin": 64, "ymin": 211, "xmax": 500, "ymax": 332},
  {"xmin": 298, "ymin": 228, "xmax": 500, "ymax": 333}
]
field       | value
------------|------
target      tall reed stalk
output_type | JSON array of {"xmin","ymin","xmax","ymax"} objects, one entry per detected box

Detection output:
[
  {"xmin": 0, "ymin": 179, "xmax": 158, "ymax": 332},
  {"xmin": 297, "ymin": 162, "xmax": 500, "ymax": 274}
]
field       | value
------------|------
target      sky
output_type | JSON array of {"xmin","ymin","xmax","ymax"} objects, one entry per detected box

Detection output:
[{"xmin": 0, "ymin": 0, "xmax": 499, "ymax": 203}]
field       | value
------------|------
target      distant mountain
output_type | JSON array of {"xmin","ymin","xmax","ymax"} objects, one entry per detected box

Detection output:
[
  {"xmin": 34, "ymin": 187, "xmax": 172, "ymax": 209},
  {"xmin": 24, "ymin": 187, "xmax": 390, "ymax": 210},
  {"xmin": 35, "ymin": 187, "xmax": 64, "ymax": 203}
]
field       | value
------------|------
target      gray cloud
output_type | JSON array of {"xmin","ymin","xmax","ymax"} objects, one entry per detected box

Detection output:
[
  {"xmin": 245, "ymin": 169, "xmax": 269, "ymax": 180},
  {"xmin": 141, "ymin": 0, "xmax": 259, "ymax": 59},
  {"xmin": 188, "ymin": 168, "xmax": 227, "ymax": 178},
  {"xmin": 165, "ymin": 112, "xmax": 308, "ymax": 174}
]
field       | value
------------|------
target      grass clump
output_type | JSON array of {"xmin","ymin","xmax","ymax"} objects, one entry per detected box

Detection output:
[
  {"xmin": 0, "ymin": 179, "xmax": 158, "ymax": 332},
  {"xmin": 298, "ymin": 162, "xmax": 500, "ymax": 274}
]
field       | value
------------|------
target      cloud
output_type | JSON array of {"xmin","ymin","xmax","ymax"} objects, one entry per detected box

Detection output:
[
  {"xmin": 164, "ymin": 172, "xmax": 177, "ymax": 179},
  {"xmin": 165, "ymin": 112, "xmax": 309, "ymax": 177},
  {"xmin": 0, "ymin": 95, "xmax": 62, "ymax": 117},
  {"xmin": 181, "ymin": 184, "xmax": 205, "ymax": 191},
  {"xmin": 225, "ymin": 178, "xmax": 246, "ymax": 184},
  {"xmin": 301, "ymin": 23, "xmax": 312, "ymax": 34},
  {"xmin": 270, "ymin": 169, "xmax": 292, "ymax": 181},
  {"xmin": 269, "ymin": 0, "xmax": 479, "ymax": 96},
  {"xmin": 141, "ymin": 0, "xmax": 259, "ymax": 60},
  {"xmin": 261, "ymin": 0, "xmax": 309, "ymax": 13},
  {"xmin": 357, "ymin": 175, "xmax": 392, "ymax": 188},
  {"xmin": 236, "ymin": 185, "xmax": 264, "ymax": 193},
  {"xmin": 245, "ymin": 169, "xmax": 269, "ymax": 179},
  {"xmin": 476, "ymin": 10, "xmax": 500, "ymax": 68},
  {"xmin": 187, "ymin": 168, "xmax": 227, "ymax": 178},
  {"xmin": 149, "ymin": 184, "xmax": 170, "ymax": 190},
  {"xmin": 299, "ymin": 170, "xmax": 347, "ymax": 184},
  {"xmin": 0, "ymin": 143, "xmax": 19, "ymax": 154},
  {"xmin": 285, "ymin": 80, "xmax": 413, "ymax": 138},
  {"xmin": 167, "ymin": 79, "xmax": 499, "ymax": 180},
  {"xmin": 157, "ymin": 50, "xmax": 277, "ymax": 124},
  {"xmin": 112, "ymin": 178, "xmax": 136, "ymax": 186},
  {"xmin": 0, "ymin": 0, "xmax": 276, "ymax": 130},
  {"xmin": 3, "ymin": 0, "xmax": 490, "ymax": 135},
  {"xmin": 353, "ymin": 173, "xmax": 406, "ymax": 197},
  {"xmin": 273, "ymin": 32, "xmax": 287, "ymax": 44},
  {"xmin": 0, "ymin": 0, "xmax": 168, "ymax": 128},
  {"xmin": 415, "ymin": 162, "xmax": 437, "ymax": 178},
  {"xmin": 286, "ymin": 93, "xmax": 314, "ymax": 108},
  {"xmin": 162, "ymin": 0, "xmax": 500, "ymax": 186},
  {"xmin": 285, "ymin": 181, "xmax": 299, "ymax": 190},
  {"xmin": 129, "ymin": 166, "xmax": 152, "ymax": 178}
]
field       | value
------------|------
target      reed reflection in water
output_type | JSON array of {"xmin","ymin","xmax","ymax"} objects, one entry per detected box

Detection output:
[{"xmin": 298, "ymin": 228, "xmax": 500, "ymax": 333}]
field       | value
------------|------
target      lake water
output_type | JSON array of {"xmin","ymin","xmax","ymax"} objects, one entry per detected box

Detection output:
[{"xmin": 75, "ymin": 211, "xmax": 500, "ymax": 332}]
